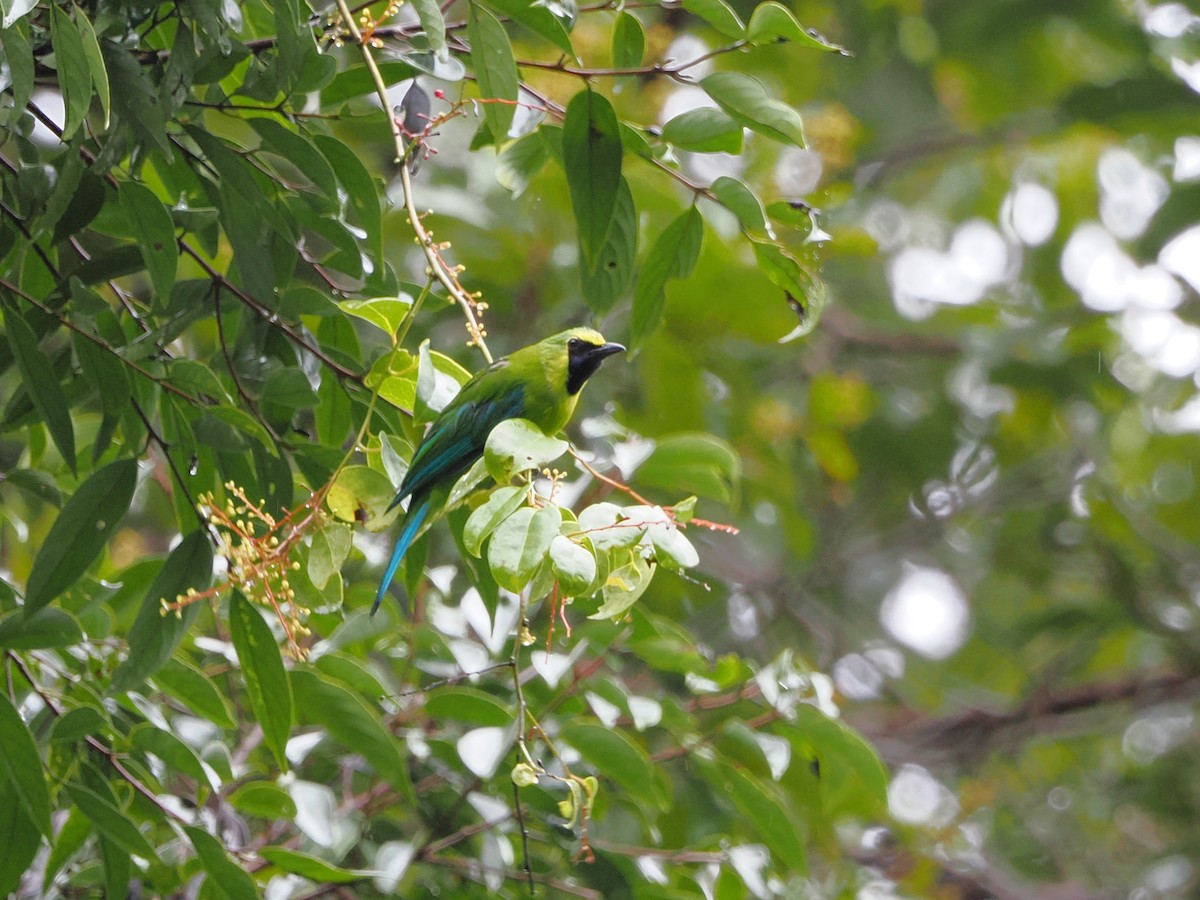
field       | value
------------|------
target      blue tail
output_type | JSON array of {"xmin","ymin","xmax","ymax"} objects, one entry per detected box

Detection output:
[{"xmin": 372, "ymin": 495, "xmax": 431, "ymax": 616}]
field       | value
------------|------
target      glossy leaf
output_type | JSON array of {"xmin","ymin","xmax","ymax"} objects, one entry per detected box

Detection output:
[
  {"xmin": 711, "ymin": 176, "xmax": 769, "ymax": 232},
  {"xmin": 702, "ymin": 72, "xmax": 805, "ymax": 146},
  {"xmin": 751, "ymin": 240, "xmax": 826, "ymax": 339},
  {"xmin": 338, "ymin": 295, "xmax": 414, "ymax": 337},
  {"xmin": 549, "ymin": 534, "xmax": 597, "ymax": 595},
  {"xmin": 661, "ymin": 107, "xmax": 744, "ymax": 153},
  {"xmin": 75, "ymin": 3, "xmax": 110, "ymax": 127},
  {"xmin": 682, "ymin": 0, "xmax": 745, "ymax": 38},
  {"xmin": 590, "ymin": 552, "xmax": 654, "ymax": 619},
  {"xmin": 425, "ymin": 687, "xmax": 514, "ymax": 726},
  {"xmin": 484, "ymin": 418, "xmax": 569, "ymax": 483},
  {"xmin": 746, "ymin": 2, "xmax": 848, "ymax": 53},
  {"xmin": 411, "ymin": 0, "xmax": 448, "ymax": 58},
  {"xmin": 0, "ymin": 607, "xmax": 82, "ymax": 649},
  {"xmin": 463, "ymin": 485, "xmax": 528, "ymax": 556},
  {"xmin": 25, "ymin": 458, "xmax": 136, "ymax": 614},
  {"xmin": 260, "ymin": 847, "xmax": 363, "ymax": 883},
  {"xmin": 49, "ymin": 4, "xmax": 91, "ymax": 138},
  {"xmin": 229, "ymin": 591, "xmax": 294, "ymax": 772},
  {"xmin": 612, "ymin": 11, "xmax": 645, "ymax": 68},
  {"xmin": 563, "ymin": 89, "xmax": 624, "ymax": 267},
  {"xmin": 560, "ymin": 722, "xmax": 659, "ymax": 803},
  {"xmin": 153, "ymin": 658, "xmax": 237, "ymax": 729},
  {"xmin": 483, "ymin": 0, "xmax": 575, "ymax": 59},
  {"xmin": 186, "ymin": 826, "xmax": 258, "ymax": 900},
  {"xmin": 488, "ymin": 505, "xmax": 562, "ymax": 592}
]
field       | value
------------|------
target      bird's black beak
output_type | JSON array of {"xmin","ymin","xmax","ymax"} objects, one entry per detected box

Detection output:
[{"xmin": 591, "ymin": 342, "xmax": 626, "ymax": 361}]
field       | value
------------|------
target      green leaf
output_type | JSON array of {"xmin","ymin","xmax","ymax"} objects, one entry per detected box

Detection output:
[
  {"xmin": 577, "ymin": 501, "xmax": 646, "ymax": 552},
  {"xmin": 321, "ymin": 61, "xmax": 417, "ymax": 106},
  {"xmin": 496, "ymin": 128, "xmax": 551, "ymax": 196},
  {"xmin": 484, "ymin": 418, "xmax": 569, "ymax": 484},
  {"xmin": 563, "ymin": 89, "xmax": 624, "ymax": 267},
  {"xmin": 49, "ymin": 706, "xmax": 106, "ymax": 743},
  {"xmin": 290, "ymin": 668, "xmax": 413, "ymax": 797},
  {"xmin": 313, "ymin": 133, "xmax": 383, "ymax": 264},
  {"xmin": 130, "ymin": 724, "xmax": 213, "ymax": 789},
  {"xmin": 661, "ymin": 107, "xmax": 744, "ymax": 153},
  {"xmin": 470, "ymin": 4, "xmax": 519, "ymax": 143},
  {"xmin": 260, "ymin": 847, "xmax": 364, "ymax": 884},
  {"xmin": 153, "ymin": 658, "xmax": 237, "ymax": 729},
  {"xmin": 113, "ymin": 531, "xmax": 214, "ymax": 690},
  {"xmin": 308, "ymin": 522, "xmax": 352, "ymax": 590},
  {"xmin": 0, "ymin": 779, "xmax": 42, "ymax": 897},
  {"xmin": 631, "ymin": 206, "xmax": 704, "ymax": 346},
  {"xmin": 464, "ymin": 485, "xmax": 528, "ymax": 556},
  {"xmin": 560, "ymin": 722, "xmax": 659, "ymax": 804},
  {"xmin": 66, "ymin": 783, "xmax": 159, "ymax": 861},
  {"xmin": 119, "ymin": 181, "xmax": 178, "ymax": 303},
  {"xmin": 488, "ymin": 505, "xmax": 562, "ymax": 592},
  {"xmin": 49, "ymin": 4, "xmax": 92, "ymax": 138},
  {"xmin": 706, "ymin": 759, "xmax": 807, "ymax": 871},
  {"xmin": 746, "ymin": 1, "xmax": 847, "ymax": 53},
  {"xmin": 682, "ymin": 0, "xmax": 745, "ymax": 38},
  {"xmin": 25, "ymin": 458, "xmax": 136, "ymax": 614},
  {"xmin": 751, "ymin": 240, "xmax": 826, "ymax": 339},
  {"xmin": 711, "ymin": 176, "xmax": 768, "ymax": 232},
  {"xmin": 581, "ymin": 176, "xmax": 637, "ymax": 313},
  {"xmin": 549, "ymin": 534, "xmax": 597, "ymax": 596},
  {"xmin": 73, "ymin": 331, "xmax": 132, "ymax": 422},
  {"xmin": 75, "ymin": 3, "xmax": 110, "ymax": 127},
  {"xmin": 185, "ymin": 826, "xmax": 258, "ymax": 900},
  {"xmin": 483, "ymin": 0, "xmax": 576, "ymax": 59},
  {"xmin": 251, "ymin": 118, "xmax": 340, "ymax": 201},
  {"xmin": 3, "ymin": 468, "xmax": 61, "ymax": 506},
  {"xmin": 0, "ymin": 693, "xmax": 52, "ymax": 838},
  {"xmin": 612, "ymin": 11, "xmax": 645, "ymax": 68},
  {"xmin": 425, "ymin": 687, "xmax": 514, "ymax": 726},
  {"xmin": 228, "ymin": 781, "xmax": 297, "ymax": 819},
  {"xmin": 326, "ymin": 465, "xmax": 397, "ymax": 530},
  {"xmin": 0, "ymin": 607, "xmax": 82, "ymax": 649},
  {"xmin": 701, "ymin": 72, "xmax": 805, "ymax": 146},
  {"xmin": 635, "ymin": 433, "xmax": 740, "ymax": 502},
  {"xmin": 415, "ymin": 340, "xmax": 472, "ymax": 422},
  {"xmin": 781, "ymin": 707, "xmax": 888, "ymax": 818},
  {"xmin": 229, "ymin": 591, "xmax": 294, "ymax": 773},
  {"xmin": 590, "ymin": 552, "xmax": 654, "ymax": 619},
  {"xmin": 0, "ymin": 23, "xmax": 33, "ymax": 127},
  {"xmin": 411, "ymin": 0, "xmax": 448, "ymax": 58},
  {"xmin": 641, "ymin": 511, "xmax": 700, "ymax": 569},
  {"xmin": 3, "ymin": 301, "xmax": 76, "ymax": 472},
  {"xmin": 338, "ymin": 295, "xmax": 414, "ymax": 337}
]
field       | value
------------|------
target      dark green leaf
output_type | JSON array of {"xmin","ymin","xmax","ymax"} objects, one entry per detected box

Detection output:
[
  {"xmin": 0, "ymin": 607, "xmax": 82, "ymax": 649},
  {"xmin": 49, "ymin": 706, "xmax": 106, "ymax": 743},
  {"xmin": 251, "ymin": 118, "xmax": 339, "ymax": 201},
  {"xmin": 661, "ymin": 107, "xmax": 744, "ymax": 153},
  {"xmin": 290, "ymin": 668, "xmax": 413, "ymax": 797},
  {"xmin": 581, "ymin": 176, "xmax": 637, "ymax": 313},
  {"xmin": 66, "ymin": 783, "xmax": 159, "ymax": 861},
  {"xmin": 612, "ymin": 11, "xmax": 645, "ymax": 68},
  {"xmin": 496, "ymin": 129, "xmax": 551, "ymax": 196},
  {"xmin": 0, "ymin": 693, "xmax": 52, "ymax": 838},
  {"xmin": 73, "ymin": 331, "xmax": 132, "ymax": 422},
  {"xmin": 130, "ymin": 724, "xmax": 212, "ymax": 787},
  {"xmin": 469, "ymin": 4, "xmax": 519, "ymax": 143},
  {"xmin": 635, "ymin": 433, "xmax": 740, "ymax": 502},
  {"xmin": 113, "ymin": 531, "xmax": 214, "ymax": 690},
  {"xmin": 25, "ymin": 458, "xmax": 136, "ymax": 614},
  {"xmin": 3, "ymin": 300, "xmax": 76, "ymax": 472},
  {"xmin": 153, "ymin": 658, "xmax": 236, "ymax": 729},
  {"xmin": 313, "ymin": 134, "xmax": 383, "ymax": 263},
  {"xmin": 321, "ymin": 61, "xmax": 416, "ymax": 106},
  {"xmin": 563, "ymin": 89, "xmax": 624, "ymax": 267},
  {"xmin": 119, "ymin": 181, "xmax": 178, "ymax": 304},
  {"xmin": 228, "ymin": 781, "xmax": 297, "ymax": 819},
  {"xmin": 707, "ymin": 759, "xmax": 807, "ymax": 871},
  {"xmin": 702, "ymin": 72, "xmax": 805, "ymax": 146},
  {"xmin": 0, "ymin": 779, "xmax": 42, "ymax": 897},
  {"xmin": 631, "ymin": 206, "xmax": 703, "ymax": 346},
  {"xmin": 49, "ymin": 4, "xmax": 92, "ymax": 138},
  {"xmin": 186, "ymin": 826, "xmax": 258, "ymax": 900},
  {"xmin": 229, "ymin": 591, "xmax": 294, "ymax": 772}
]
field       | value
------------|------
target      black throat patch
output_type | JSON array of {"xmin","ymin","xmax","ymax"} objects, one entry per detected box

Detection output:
[{"xmin": 566, "ymin": 340, "xmax": 604, "ymax": 396}]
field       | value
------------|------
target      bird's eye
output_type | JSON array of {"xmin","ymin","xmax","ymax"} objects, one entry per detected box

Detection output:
[{"xmin": 568, "ymin": 338, "xmax": 581, "ymax": 349}]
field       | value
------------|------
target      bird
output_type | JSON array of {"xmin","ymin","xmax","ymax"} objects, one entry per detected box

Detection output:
[{"xmin": 371, "ymin": 327, "xmax": 626, "ymax": 615}]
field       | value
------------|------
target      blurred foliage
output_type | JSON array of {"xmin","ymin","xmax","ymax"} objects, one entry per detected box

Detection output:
[{"xmin": 3, "ymin": 0, "xmax": 1200, "ymax": 897}]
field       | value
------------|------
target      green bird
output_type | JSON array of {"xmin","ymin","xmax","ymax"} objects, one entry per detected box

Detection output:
[{"xmin": 372, "ymin": 327, "xmax": 625, "ymax": 615}]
